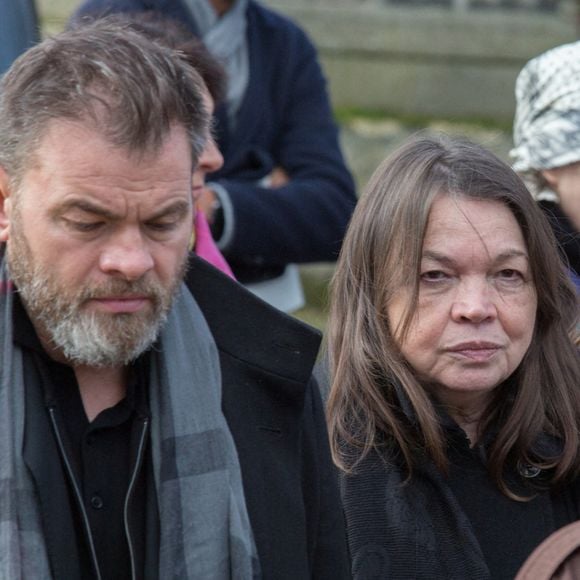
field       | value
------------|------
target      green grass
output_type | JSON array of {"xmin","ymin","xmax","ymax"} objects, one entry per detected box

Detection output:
[{"xmin": 335, "ymin": 106, "xmax": 513, "ymax": 133}]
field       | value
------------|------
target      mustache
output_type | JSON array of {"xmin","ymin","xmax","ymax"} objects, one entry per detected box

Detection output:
[
  {"xmin": 77, "ymin": 278, "xmax": 166, "ymax": 302},
  {"xmin": 77, "ymin": 256, "xmax": 189, "ymax": 303}
]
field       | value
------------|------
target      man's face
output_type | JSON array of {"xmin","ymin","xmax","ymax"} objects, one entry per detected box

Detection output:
[{"xmin": 1, "ymin": 119, "xmax": 194, "ymax": 367}]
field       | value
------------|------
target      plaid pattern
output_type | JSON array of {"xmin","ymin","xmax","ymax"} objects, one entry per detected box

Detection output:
[{"xmin": 0, "ymin": 247, "xmax": 259, "ymax": 579}]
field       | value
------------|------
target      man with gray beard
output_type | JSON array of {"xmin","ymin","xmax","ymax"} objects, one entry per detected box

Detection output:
[{"xmin": 0, "ymin": 21, "xmax": 348, "ymax": 580}]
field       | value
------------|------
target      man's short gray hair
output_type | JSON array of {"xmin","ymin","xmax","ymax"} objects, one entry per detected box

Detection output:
[{"xmin": 0, "ymin": 19, "xmax": 209, "ymax": 186}]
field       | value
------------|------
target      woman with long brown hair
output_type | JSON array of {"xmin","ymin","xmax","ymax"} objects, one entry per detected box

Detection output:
[{"xmin": 327, "ymin": 134, "xmax": 580, "ymax": 580}]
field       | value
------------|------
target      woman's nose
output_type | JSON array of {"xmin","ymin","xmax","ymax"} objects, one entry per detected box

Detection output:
[{"xmin": 450, "ymin": 279, "xmax": 497, "ymax": 324}]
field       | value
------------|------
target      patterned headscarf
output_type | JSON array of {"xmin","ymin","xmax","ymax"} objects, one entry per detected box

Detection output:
[{"xmin": 511, "ymin": 41, "xmax": 580, "ymax": 198}]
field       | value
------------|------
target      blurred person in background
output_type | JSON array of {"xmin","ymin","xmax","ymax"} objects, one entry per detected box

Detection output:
[
  {"xmin": 113, "ymin": 11, "xmax": 235, "ymax": 279},
  {"xmin": 512, "ymin": 41, "xmax": 580, "ymax": 290},
  {"xmin": 71, "ymin": 0, "xmax": 357, "ymax": 313},
  {"xmin": 0, "ymin": 0, "xmax": 39, "ymax": 74},
  {"xmin": 327, "ymin": 134, "xmax": 580, "ymax": 580}
]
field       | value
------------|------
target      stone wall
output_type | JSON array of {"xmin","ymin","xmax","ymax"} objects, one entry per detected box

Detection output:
[
  {"xmin": 273, "ymin": 0, "xmax": 565, "ymax": 11},
  {"xmin": 263, "ymin": 0, "xmax": 578, "ymax": 122},
  {"xmin": 39, "ymin": 0, "xmax": 579, "ymax": 122}
]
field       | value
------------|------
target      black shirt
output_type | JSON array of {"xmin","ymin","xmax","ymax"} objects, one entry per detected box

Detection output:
[
  {"xmin": 445, "ymin": 423, "xmax": 580, "ymax": 580},
  {"xmin": 539, "ymin": 199, "xmax": 580, "ymax": 277},
  {"xmin": 13, "ymin": 296, "xmax": 151, "ymax": 580}
]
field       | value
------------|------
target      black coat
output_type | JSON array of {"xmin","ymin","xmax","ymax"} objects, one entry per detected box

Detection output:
[
  {"xmin": 186, "ymin": 257, "xmax": 350, "ymax": 579},
  {"xmin": 21, "ymin": 255, "xmax": 350, "ymax": 580},
  {"xmin": 538, "ymin": 199, "xmax": 580, "ymax": 277}
]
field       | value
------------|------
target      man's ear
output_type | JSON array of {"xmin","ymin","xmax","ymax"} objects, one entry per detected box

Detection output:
[{"xmin": 0, "ymin": 167, "xmax": 13, "ymax": 243}]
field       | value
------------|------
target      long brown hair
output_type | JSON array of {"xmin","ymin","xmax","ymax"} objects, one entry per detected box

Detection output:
[{"xmin": 327, "ymin": 134, "xmax": 580, "ymax": 497}]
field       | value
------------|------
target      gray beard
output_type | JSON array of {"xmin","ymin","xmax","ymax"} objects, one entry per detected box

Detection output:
[
  {"xmin": 25, "ymin": 282, "xmax": 169, "ymax": 367},
  {"xmin": 8, "ymin": 228, "xmax": 185, "ymax": 368}
]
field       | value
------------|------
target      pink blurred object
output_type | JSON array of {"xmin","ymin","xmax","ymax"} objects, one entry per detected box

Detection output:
[
  {"xmin": 0, "ymin": 280, "xmax": 14, "ymax": 294},
  {"xmin": 193, "ymin": 211, "xmax": 236, "ymax": 280}
]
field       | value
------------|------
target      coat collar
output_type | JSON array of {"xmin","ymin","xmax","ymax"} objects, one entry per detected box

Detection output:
[{"xmin": 185, "ymin": 255, "xmax": 321, "ymax": 384}]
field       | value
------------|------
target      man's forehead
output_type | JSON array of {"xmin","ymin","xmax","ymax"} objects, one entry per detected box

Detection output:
[
  {"xmin": 10, "ymin": 119, "xmax": 194, "ymax": 216},
  {"xmin": 27, "ymin": 117, "xmax": 193, "ymax": 176}
]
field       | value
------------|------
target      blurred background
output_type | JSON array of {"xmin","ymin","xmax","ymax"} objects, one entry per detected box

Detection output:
[{"xmin": 35, "ymin": 0, "xmax": 580, "ymax": 329}]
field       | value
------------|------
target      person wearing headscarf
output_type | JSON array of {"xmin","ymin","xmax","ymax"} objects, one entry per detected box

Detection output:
[
  {"xmin": 71, "ymin": 0, "xmax": 357, "ymax": 313},
  {"xmin": 511, "ymin": 41, "xmax": 580, "ymax": 287}
]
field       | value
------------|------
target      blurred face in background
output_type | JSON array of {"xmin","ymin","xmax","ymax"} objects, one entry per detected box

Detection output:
[{"xmin": 192, "ymin": 90, "xmax": 223, "ymax": 201}]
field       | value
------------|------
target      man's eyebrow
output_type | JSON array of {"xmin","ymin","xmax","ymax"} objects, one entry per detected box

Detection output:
[
  {"xmin": 52, "ymin": 199, "xmax": 117, "ymax": 220},
  {"xmin": 51, "ymin": 198, "xmax": 191, "ymax": 222},
  {"xmin": 146, "ymin": 199, "xmax": 191, "ymax": 221}
]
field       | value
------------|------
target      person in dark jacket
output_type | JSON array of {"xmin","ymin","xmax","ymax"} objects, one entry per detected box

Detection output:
[
  {"xmin": 0, "ymin": 0, "xmax": 39, "ymax": 73},
  {"xmin": 0, "ymin": 20, "xmax": 349, "ymax": 579},
  {"xmin": 71, "ymin": 0, "xmax": 357, "ymax": 312},
  {"xmin": 326, "ymin": 134, "xmax": 580, "ymax": 580}
]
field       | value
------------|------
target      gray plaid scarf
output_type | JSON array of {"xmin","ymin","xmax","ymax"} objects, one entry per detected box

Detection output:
[{"xmin": 0, "ymin": 251, "xmax": 260, "ymax": 579}]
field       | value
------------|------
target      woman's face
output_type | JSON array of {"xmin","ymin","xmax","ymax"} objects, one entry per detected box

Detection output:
[{"xmin": 388, "ymin": 195, "xmax": 537, "ymax": 410}]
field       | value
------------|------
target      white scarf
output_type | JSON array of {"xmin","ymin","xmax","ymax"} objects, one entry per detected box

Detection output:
[{"xmin": 184, "ymin": 0, "xmax": 250, "ymax": 128}]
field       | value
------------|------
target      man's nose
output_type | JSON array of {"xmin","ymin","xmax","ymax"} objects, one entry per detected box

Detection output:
[
  {"xmin": 450, "ymin": 279, "xmax": 497, "ymax": 324},
  {"xmin": 98, "ymin": 230, "xmax": 154, "ymax": 281}
]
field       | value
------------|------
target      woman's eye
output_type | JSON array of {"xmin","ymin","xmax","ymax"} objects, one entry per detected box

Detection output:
[
  {"xmin": 420, "ymin": 270, "xmax": 449, "ymax": 283},
  {"xmin": 497, "ymin": 269, "xmax": 524, "ymax": 282}
]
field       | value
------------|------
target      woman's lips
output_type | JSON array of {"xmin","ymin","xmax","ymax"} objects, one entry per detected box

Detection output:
[{"xmin": 446, "ymin": 342, "xmax": 502, "ymax": 362}]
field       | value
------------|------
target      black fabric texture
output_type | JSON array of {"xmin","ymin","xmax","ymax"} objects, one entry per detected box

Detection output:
[
  {"xmin": 12, "ymin": 255, "xmax": 350, "ymax": 579},
  {"xmin": 342, "ymin": 380, "xmax": 580, "ymax": 580},
  {"xmin": 538, "ymin": 199, "xmax": 580, "ymax": 276},
  {"xmin": 446, "ymin": 427, "xmax": 554, "ymax": 580},
  {"xmin": 14, "ymin": 295, "xmax": 151, "ymax": 580}
]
